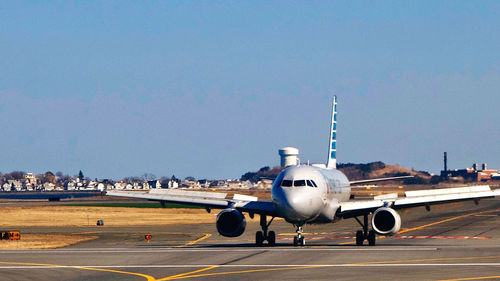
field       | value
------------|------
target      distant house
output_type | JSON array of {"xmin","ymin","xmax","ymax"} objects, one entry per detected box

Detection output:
[
  {"xmin": 8, "ymin": 180, "xmax": 22, "ymax": 191},
  {"xmin": 227, "ymin": 180, "xmax": 243, "ymax": 189},
  {"xmin": 114, "ymin": 182, "xmax": 126, "ymax": 190},
  {"xmin": 161, "ymin": 180, "xmax": 179, "ymax": 189},
  {"xmin": 210, "ymin": 180, "xmax": 228, "ymax": 188},
  {"xmin": 147, "ymin": 180, "xmax": 162, "ymax": 189},
  {"xmin": 198, "ymin": 180, "xmax": 211, "ymax": 188},
  {"xmin": 65, "ymin": 181, "xmax": 77, "ymax": 191},
  {"xmin": 97, "ymin": 183, "xmax": 105, "ymax": 191},
  {"xmin": 43, "ymin": 182, "xmax": 55, "ymax": 191},
  {"xmin": 239, "ymin": 180, "xmax": 253, "ymax": 189},
  {"xmin": 25, "ymin": 173, "xmax": 37, "ymax": 185},
  {"xmin": 181, "ymin": 180, "xmax": 200, "ymax": 189},
  {"xmin": 254, "ymin": 179, "xmax": 272, "ymax": 189},
  {"xmin": 132, "ymin": 182, "xmax": 146, "ymax": 189}
]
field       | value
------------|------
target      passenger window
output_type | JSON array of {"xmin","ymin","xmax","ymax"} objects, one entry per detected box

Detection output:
[
  {"xmin": 281, "ymin": 180, "xmax": 293, "ymax": 187},
  {"xmin": 294, "ymin": 180, "xmax": 306, "ymax": 187},
  {"xmin": 311, "ymin": 180, "xmax": 318, "ymax": 187}
]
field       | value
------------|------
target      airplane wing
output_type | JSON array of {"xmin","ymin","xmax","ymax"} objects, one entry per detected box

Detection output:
[
  {"xmin": 349, "ymin": 175, "xmax": 414, "ymax": 185},
  {"xmin": 106, "ymin": 189, "xmax": 277, "ymax": 216},
  {"xmin": 339, "ymin": 185, "xmax": 500, "ymax": 218}
]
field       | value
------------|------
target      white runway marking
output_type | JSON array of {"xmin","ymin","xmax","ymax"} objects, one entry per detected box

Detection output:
[
  {"xmin": 0, "ymin": 263, "xmax": 499, "ymax": 269},
  {"xmin": 0, "ymin": 247, "xmax": 437, "ymax": 254}
]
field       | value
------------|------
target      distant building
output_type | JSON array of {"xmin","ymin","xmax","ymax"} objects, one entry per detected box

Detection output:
[
  {"xmin": 181, "ymin": 180, "xmax": 200, "ymax": 189},
  {"xmin": 65, "ymin": 181, "xmax": 76, "ymax": 191},
  {"xmin": 25, "ymin": 173, "xmax": 37, "ymax": 185},
  {"xmin": 198, "ymin": 179, "xmax": 211, "ymax": 188},
  {"xmin": 147, "ymin": 180, "xmax": 162, "ymax": 189},
  {"xmin": 441, "ymin": 162, "xmax": 499, "ymax": 182},
  {"xmin": 161, "ymin": 179, "xmax": 179, "ymax": 189}
]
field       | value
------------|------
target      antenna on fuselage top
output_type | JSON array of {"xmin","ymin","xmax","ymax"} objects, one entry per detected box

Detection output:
[{"xmin": 326, "ymin": 96, "xmax": 337, "ymax": 169}]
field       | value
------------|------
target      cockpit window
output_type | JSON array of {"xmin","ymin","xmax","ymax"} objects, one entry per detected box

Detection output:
[
  {"xmin": 306, "ymin": 180, "xmax": 318, "ymax": 187},
  {"xmin": 281, "ymin": 180, "xmax": 293, "ymax": 187},
  {"xmin": 294, "ymin": 180, "xmax": 306, "ymax": 187}
]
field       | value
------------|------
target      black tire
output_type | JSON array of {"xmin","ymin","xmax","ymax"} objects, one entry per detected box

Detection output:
[
  {"xmin": 256, "ymin": 231, "xmax": 264, "ymax": 247},
  {"xmin": 368, "ymin": 230, "xmax": 376, "ymax": 246},
  {"xmin": 293, "ymin": 236, "xmax": 298, "ymax": 246},
  {"xmin": 268, "ymin": 231, "xmax": 276, "ymax": 246},
  {"xmin": 356, "ymin": 230, "xmax": 364, "ymax": 246}
]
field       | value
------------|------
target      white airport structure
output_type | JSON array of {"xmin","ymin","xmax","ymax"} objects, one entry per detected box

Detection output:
[{"xmin": 278, "ymin": 147, "xmax": 299, "ymax": 167}]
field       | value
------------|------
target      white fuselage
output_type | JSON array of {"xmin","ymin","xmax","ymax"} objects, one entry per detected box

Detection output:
[{"xmin": 271, "ymin": 165, "xmax": 350, "ymax": 225}]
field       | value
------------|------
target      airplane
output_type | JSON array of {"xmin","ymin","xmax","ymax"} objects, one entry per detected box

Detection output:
[{"xmin": 107, "ymin": 96, "xmax": 500, "ymax": 246}]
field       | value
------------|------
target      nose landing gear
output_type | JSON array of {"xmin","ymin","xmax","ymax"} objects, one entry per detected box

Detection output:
[
  {"xmin": 293, "ymin": 225, "xmax": 305, "ymax": 246},
  {"xmin": 354, "ymin": 213, "xmax": 376, "ymax": 246},
  {"xmin": 256, "ymin": 215, "xmax": 276, "ymax": 246}
]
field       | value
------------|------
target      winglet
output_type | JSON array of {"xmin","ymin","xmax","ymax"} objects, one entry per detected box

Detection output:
[{"xmin": 326, "ymin": 96, "xmax": 337, "ymax": 169}]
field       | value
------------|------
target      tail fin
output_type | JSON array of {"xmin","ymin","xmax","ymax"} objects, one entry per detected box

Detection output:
[{"xmin": 326, "ymin": 96, "xmax": 337, "ymax": 169}]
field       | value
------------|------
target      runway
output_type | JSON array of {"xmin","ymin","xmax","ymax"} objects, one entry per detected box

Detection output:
[{"xmin": 1, "ymin": 198, "xmax": 500, "ymax": 280}]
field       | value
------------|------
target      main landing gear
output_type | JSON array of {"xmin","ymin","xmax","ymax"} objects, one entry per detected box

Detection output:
[
  {"xmin": 354, "ymin": 213, "xmax": 376, "ymax": 246},
  {"xmin": 293, "ymin": 225, "xmax": 305, "ymax": 247},
  {"xmin": 256, "ymin": 215, "xmax": 276, "ymax": 246}
]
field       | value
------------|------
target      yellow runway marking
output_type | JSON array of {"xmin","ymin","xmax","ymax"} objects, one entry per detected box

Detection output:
[
  {"xmin": 437, "ymin": 275, "xmax": 500, "ymax": 281},
  {"xmin": 0, "ymin": 261, "xmax": 65, "ymax": 268},
  {"xmin": 175, "ymin": 233, "xmax": 211, "ymax": 248},
  {"xmin": 398, "ymin": 208, "xmax": 500, "ymax": 235},
  {"xmin": 75, "ymin": 266, "xmax": 157, "ymax": 281},
  {"xmin": 345, "ymin": 255, "xmax": 500, "ymax": 265},
  {"xmin": 339, "ymin": 209, "xmax": 500, "ymax": 245},
  {"xmin": 162, "ymin": 265, "xmax": 326, "ymax": 280},
  {"xmin": 0, "ymin": 261, "xmax": 324, "ymax": 281},
  {"xmin": 158, "ymin": 266, "xmax": 218, "ymax": 280},
  {"xmin": 0, "ymin": 261, "xmax": 156, "ymax": 281},
  {"xmin": 398, "ymin": 213, "xmax": 477, "ymax": 235},
  {"xmin": 474, "ymin": 214, "xmax": 498, "ymax": 217}
]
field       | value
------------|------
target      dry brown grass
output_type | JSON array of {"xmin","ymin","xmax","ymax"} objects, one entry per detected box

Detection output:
[
  {"xmin": 0, "ymin": 206, "xmax": 260, "ymax": 227},
  {"xmin": 0, "ymin": 234, "xmax": 98, "ymax": 250},
  {"xmin": 370, "ymin": 164, "xmax": 431, "ymax": 180}
]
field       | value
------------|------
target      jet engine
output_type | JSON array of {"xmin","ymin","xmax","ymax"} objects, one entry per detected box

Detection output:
[
  {"xmin": 216, "ymin": 209, "xmax": 246, "ymax": 237},
  {"xmin": 371, "ymin": 207, "xmax": 401, "ymax": 235}
]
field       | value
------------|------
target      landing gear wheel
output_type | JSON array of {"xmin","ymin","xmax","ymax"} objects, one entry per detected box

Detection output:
[
  {"xmin": 356, "ymin": 230, "xmax": 364, "ymax": 246},
  {"xmin": 293, "ymin": 225, "xmax": 304, "ymax": 247},
  {"xmin": 256, "ymin": 231, "xmax": 264, "ymax": 247},
  {"xmin": 368, "ymin": 230, "xmax": 376, "ymax": 246},
  {"xmin": 268, "ymin": 231, "xmax": 276, "ymax": 246},
  {"xmin": 299, "ymin": 236, "xmax": 305, "ymax": 246}
]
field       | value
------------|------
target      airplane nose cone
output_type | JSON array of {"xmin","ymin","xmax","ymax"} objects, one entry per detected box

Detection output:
[{"xmin": 274, "ymin": 187, "xmax": 320, "ymax": 222}]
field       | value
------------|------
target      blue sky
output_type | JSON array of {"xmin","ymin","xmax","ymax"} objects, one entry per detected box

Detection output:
[{"xmin": 1, "ymin": 1, "xmax": 499, "ymax": 179}]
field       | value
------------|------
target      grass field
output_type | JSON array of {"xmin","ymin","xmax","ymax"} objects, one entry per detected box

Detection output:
[
  {"xmin": 68, "ymin": 202, "xmax": 203, "ymax": 208},
  {"xmin": 0, "ymin": 234, "xmax": 98, "ymax": 250},
  {"xmin": 0, "ymin": 206, "xmax": 261, "ymax": 227}
]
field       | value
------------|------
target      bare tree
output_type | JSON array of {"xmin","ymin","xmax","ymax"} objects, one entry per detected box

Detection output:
[{"xmin": 141, "ymin": 173, "xmax": 156, "ymax": 181}]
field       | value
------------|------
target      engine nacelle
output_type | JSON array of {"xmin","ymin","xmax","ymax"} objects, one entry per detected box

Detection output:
[
  {"xmin": 371, "ymin": 207, "xmax": 401, "ymax": 235},
  {"xmin": 216, "ymin": 209, "xmax": 246, "ymax": 237}
]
